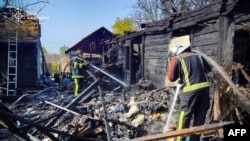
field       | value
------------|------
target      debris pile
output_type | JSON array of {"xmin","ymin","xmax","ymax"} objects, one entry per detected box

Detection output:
[
  {"xmin": 0, "ymin": 73, "xmax": 178, "ymax": 141},
  {"xmin": 230, "ymin": 62, "xmax": 250, "ymax": 99},
  {"xmin": 1, "ymin": 62, "xmax": 250, "ymax": 141}
]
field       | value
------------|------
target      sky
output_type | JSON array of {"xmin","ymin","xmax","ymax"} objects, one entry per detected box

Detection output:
[{"xmin": 28, "ymin": 0, "xmax": 136, "ymax": 54}]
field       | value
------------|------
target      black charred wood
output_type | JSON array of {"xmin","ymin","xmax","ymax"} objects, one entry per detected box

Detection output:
[{"xmin": 0, "ymin": 104, "xmax": 31, "ymax": 141}]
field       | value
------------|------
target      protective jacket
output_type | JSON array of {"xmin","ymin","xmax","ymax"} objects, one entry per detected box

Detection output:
[
  {"xmin": 72, "ymin": 58, "xmax": 86, "ymax": 79},
  {"xmin": 167, "ymin": 52, "xmax": 211, "ymax": 93}
]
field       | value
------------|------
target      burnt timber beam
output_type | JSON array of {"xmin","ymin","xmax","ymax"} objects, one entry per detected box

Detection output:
[
  {"xmin": 0, "ymin": 109, "xmax": 99, "ymax": 141},
  {"xmin": 66, "ymin": 79, "xmax": 99, "ymax": 109},
  {"xmin": 44, "ymin": 100, "xmax": 99, "ymax": 120},
  {"xmin": 130, "ymin": 121, "xmax": 234, "ymax": 141}
]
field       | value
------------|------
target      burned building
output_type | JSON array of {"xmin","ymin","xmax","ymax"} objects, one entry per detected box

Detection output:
[
  {"xmin": 105, "ymin": 0, "xmax": 250, "ymax": 120},
  {"xmin": 109, "ymin": 0, "xmax": 250, "ymax": 86},
  {"xmin": 65, "ymin": 26, "xmax": 113, "ymax": 66},
  {"xmin": 1, "ymin": 0, "xmax": 250, "ymax": 141},
  {"xmin": 0, "ymin": 8, "xmax": 42, "ymax": 96}
]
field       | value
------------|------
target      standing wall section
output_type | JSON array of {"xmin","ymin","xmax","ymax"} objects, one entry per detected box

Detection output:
[
  {"xmin": 144, "ymin": 32, "xmax": 171, "ymax": 88},
  {"xmin": 17, "ymin": 43, "xmax": 38, "ymax": 88},
  {"xmin": 191, "ymin": 21, "xmax": 220, "ymax": 62}
]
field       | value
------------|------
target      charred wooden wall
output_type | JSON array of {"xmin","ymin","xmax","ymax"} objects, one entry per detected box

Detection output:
[
  {"xmin": 143, "ymin": 21, "xmax": 224, "ymax": 89},
  {"xmin": 0, "ymin": 43, "xmax": 38, "ymax": 88},
  {"xmin": 113, "ymin": 0, "xmax": 250, "ymax": 89},
  {"xmin": 111, "ymin": 0, "xmax": 250, "ymax": 118},
  {"xmin": 191, "ymin": 21, "xmax": 220, "ymax": 62},
  {"xmin": 17, "ymin": 43, "xmax": 38, "ymax": 88},
  {"xmin": 143, "ymin": 32, "xmax": 171, "ymax": 88},
  {"xmin": 141, "ymin": 0, "xmax": 241, "ymax": 88},
  {"xmin": 0, "ymin": 8, "xmax": 41, "ymax": 91}
]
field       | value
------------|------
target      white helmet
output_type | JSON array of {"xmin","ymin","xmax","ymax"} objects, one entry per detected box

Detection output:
[{"xmin": 169, "ymin": 45, "xmax": 190, "ymax": 55}]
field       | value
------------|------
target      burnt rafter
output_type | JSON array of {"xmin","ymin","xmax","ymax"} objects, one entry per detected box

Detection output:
[{"xmin": 140, "ymin": 1, "xmax": 238, "ymax": 34}]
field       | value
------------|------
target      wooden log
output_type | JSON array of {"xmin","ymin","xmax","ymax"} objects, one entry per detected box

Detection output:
[
  {"xmin": 130, "ymin": 121, "xmax": 234, "ymax": 141},
  {"xmin": 213, "ymin": 90, "xmax": 221, "ymax": 121},
  {"xmin": 212, "ymin": 90, "xmax": 223, "ymax": 137}
]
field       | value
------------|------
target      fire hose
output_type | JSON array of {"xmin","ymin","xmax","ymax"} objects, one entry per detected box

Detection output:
[
  {"xmin": 193, "ymin": 50, "xmax": 250, "ymax": 114},
  {"xmin": 163, "ymin": 83, "xmax": 183, "ymax": 133},
  {"xmin": 62, "ymin": 56, "xmax": 128, "ymax": 87}
]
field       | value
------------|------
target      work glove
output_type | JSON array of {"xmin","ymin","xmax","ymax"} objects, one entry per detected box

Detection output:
[{"xmin": 165, "ymin": 77, "xmax": 181, "ymax": 87}]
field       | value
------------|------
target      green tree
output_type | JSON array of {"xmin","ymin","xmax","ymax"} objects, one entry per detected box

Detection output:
[
  {"xmin": 111, "ymin": 17, "xmax": 139, "ymax": 35},
  {"xmin": 42, "ymin": 47, "xmax": 48, "ymax": 54},
  {"xmin": 51, "ymin": 61, "xmax": 59, "ymax": 74},
  {"xmin": 59, "ymin": 45, "xmax": 69, "ymax": 55}
]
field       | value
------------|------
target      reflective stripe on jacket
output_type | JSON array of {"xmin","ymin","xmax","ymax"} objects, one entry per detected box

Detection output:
[
  {"xmin": 72, "ymin": 59, "xmax": 85, "ymax": 79},
  {"xmin": 167, "ymin": 52, "xmax": 211, "ymax": 93}
]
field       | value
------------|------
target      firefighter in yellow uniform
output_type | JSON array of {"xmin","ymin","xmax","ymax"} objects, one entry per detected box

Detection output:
[
  {"xmin": 72, "ymin": 50, "xmax": 88, "ymax": 96},
  {"xmin": 166, "ymin": 45, "xmax": 211, "ymax": 141}
]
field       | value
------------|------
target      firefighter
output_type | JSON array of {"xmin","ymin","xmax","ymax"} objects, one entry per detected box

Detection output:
[
  {"xmin": 166, "ymin": 45, "xmax": 211, "ymax": 141},
  {"xmin": 72, "ymin": 50, "xmax": 88, "ymax": 96}
]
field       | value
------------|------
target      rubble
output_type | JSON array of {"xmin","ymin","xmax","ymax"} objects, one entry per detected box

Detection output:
[
  {"xmin": 0, "ymin": 70, "xmax": 178, "ymax": 141},
  {"xmin": 1, "ymin": 61, "xmax": 250, "ymax": 141}
]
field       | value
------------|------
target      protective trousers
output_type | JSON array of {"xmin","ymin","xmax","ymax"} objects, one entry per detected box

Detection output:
[
  {"xmin": 74, "ymin": 78, "xmax": 83, "ymax": 96},
  {"xmin": 176, "ymin": 88, "xmax": 210, "ymax": 141}
]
